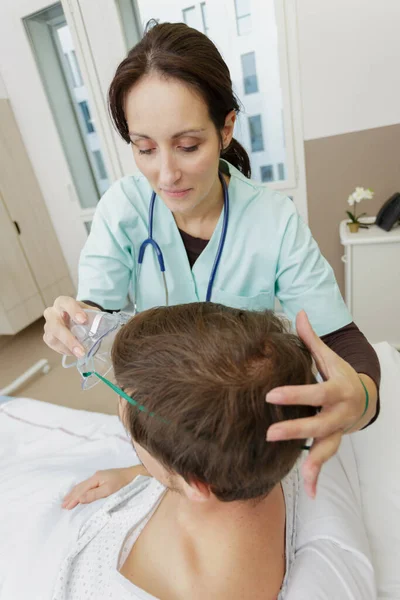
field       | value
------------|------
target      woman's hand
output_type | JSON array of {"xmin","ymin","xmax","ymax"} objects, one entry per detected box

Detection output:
[
  {"xmin": 62, "ymin": 465, "xmax": 150, "ymax": 510},
  {"xmin": 266, "ymin": 311, "xmax": 377, "ymax": 499},
  {"xmin": 43, "ymin": 296, "xmax": 98, "ymax": 357}
]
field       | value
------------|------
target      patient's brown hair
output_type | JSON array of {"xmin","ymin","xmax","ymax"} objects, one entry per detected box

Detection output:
[{"xmin": 112, "ymin": 303, "xmax": 316, "ymax": 502}]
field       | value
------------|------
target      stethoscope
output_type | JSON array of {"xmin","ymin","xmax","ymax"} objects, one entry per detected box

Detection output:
[{"xmin": 133, "ymin": 171, "xmax": 229, "ymax": 313}]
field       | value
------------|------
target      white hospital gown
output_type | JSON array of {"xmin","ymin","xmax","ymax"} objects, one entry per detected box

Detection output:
[
  {"xmin": 52, "ymin": 471, "xmax": 298, "ymax": 600},
  {"xmin": 51, "ymin": 442, "xmax": 377, "ymax": 600}
]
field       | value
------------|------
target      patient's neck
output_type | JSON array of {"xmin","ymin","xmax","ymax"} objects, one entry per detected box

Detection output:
[
  {"xmin": 174, "ymin": 482, "xmax": 282, "ymax": 533},
  {"xmin": 167, "ymin": 482, "xmax": 286, "ymax": 596}
]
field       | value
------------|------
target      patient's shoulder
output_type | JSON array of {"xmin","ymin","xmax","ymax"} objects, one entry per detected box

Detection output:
[{"xmin": 78, "ymin": 476, "xmax": 165, "ymax": 539}]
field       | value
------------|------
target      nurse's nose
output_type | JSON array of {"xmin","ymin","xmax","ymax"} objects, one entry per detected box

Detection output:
[{"xmin": 158, "ymin": 152, "xmax": 181, "ymax": 188}]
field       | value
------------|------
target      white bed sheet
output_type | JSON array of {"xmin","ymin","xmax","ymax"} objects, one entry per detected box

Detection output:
[
  {"xmin": 0, "ymin": 398, "xmax": 139, "ymax": 599},
  {"xmin": 350, "ymin": 342, "xmax": 400, "ymax": 600}
]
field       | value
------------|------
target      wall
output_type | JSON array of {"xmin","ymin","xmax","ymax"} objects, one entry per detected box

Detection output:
[
  {"xmin": 296, "ymin": 0, "xmax": 400, "ymax": 292},
  {"xmin": 0, "ymin": 72, "xmax": 7, "ymax": 98}
]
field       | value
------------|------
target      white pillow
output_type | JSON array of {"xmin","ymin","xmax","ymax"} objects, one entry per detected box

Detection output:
[{"xmin": 350, "ymin": 342, "xmax": 400, "ymax": 600}]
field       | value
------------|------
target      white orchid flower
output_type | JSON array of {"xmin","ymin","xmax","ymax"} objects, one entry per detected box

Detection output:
[
  {"xmin": 348, "ymin": 194, "xmax": 355, "ymax": 206},
  {"xmin": 364, "ymin": 188, "xmax": 374, "ymax": 200},
  {"xmin": 353, "ymin": 187, "xmax": 366, "ymax": 203}
]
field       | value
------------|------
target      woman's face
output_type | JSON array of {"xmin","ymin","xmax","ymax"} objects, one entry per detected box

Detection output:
[{"xmin": 124, "ymin": 74, "xmax": 234, "ymax": 217}]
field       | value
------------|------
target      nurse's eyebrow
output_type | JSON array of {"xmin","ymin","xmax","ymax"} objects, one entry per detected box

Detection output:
[{"xmin": 129, "ymin": 128, "xmax": 206, "ymax": 139}]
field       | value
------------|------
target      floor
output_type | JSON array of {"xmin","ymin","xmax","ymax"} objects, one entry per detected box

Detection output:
[{"xmin": 0, "ymin": 318, "xmax": 117, "ymax": 415}]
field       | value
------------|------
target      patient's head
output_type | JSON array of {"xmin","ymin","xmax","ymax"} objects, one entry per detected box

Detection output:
[{"xmin": 112, "ymin": 303, "xmax": 316, "ymax": 503}]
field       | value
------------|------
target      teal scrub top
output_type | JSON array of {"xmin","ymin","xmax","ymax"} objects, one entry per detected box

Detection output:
[{"xmin": 77, "ymin": 160, "xmax": 352, "ymax": 337}]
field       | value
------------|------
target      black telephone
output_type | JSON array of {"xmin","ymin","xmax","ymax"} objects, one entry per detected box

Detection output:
[{"xmin": 376, "ymin": 193, "xmax": 400, "ymax": 231}]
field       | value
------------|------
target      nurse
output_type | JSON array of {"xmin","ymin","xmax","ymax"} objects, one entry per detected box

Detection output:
[{"xmin": 43, "ymin": 21, "xmax": 380, "ymax": 497}]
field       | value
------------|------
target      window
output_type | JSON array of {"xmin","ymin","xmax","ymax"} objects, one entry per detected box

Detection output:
[
  {"xmin": 241, "ymin": 52, "xmax": 258, "ymax": 94},
  {"xmin": 93, "ymin": 150, "xmax": 108, "ymax": 180},
  {"xmin": 79, "ymin": 101, "xmax": 95, "ymax": 133},
  {"xmin": 277, "ymin": 162, "xmax": 285, "ymax": 180},
  {"xmin": 201, "ymin": 3, "xmax": 209, "ymax": 36},
  {"xmin": 260, "ymin": 165, "xmax": 274, "ymax": 182},
  {"xmin": 182, "ymin": 6, "xmax": 196, "ymax": 27},
  {"xmin": 24, "ymin": 4, "xmax": 110, "ymax": 209},
  {"xmin": 70, "ymin": 51, "xmax": 83, "ymax": 86},
  {"xmin": 248, "ymin": 115, "xmax": 264, "ymax": 152},
  {"xmin": 115, "ymin": 0, "xmax": 141, "ymax": 50},
  {"xmin": 234, "ymin": 0, "xmax": 251, "ymax": 36}
]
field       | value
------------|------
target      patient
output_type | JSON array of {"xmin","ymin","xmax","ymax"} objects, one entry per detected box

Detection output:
[{"xmin": 54, "ymin": 303, "xmax": 375, "ymax": 599}]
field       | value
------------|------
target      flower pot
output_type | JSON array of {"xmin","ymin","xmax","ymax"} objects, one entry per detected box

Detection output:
[{"xmin": 347, "ymin": 222, "xmax": 360, "ymax": 233}]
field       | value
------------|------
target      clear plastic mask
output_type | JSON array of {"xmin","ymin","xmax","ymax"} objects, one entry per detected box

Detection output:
[{"xmin": 62, "ymin": 310, "xmax": 131, "ymax": 389}]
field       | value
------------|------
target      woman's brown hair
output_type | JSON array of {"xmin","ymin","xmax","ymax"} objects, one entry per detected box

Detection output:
[
  {"xmin": 108, "ymin": 21, "xmax": 251, "ymax": 177},
  {"xmin": 112, "ymin": 303, "xmax": 316, "ymax": 502}
]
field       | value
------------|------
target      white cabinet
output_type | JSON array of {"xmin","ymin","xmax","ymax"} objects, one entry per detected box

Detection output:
[
  {"xmin": 340, "ymin": 220, "xmax": 400, "ymax": 348},
  {"xmin": 0, "ymin": 99, "xmax": 75, "ymax": 334}
]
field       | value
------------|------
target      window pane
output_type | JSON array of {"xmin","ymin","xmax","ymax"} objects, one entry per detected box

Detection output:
[
  {"xmin": 235, "ymin": 0, "xmax": 251, "ymax": 18},
  {"xmin": 201, "ymin": 3, "xmax": 209, "ymax": 35},
  {"xmin": 183, "ymin": 6, "xmax": 195, "ymax": 25},
  {"xmin": 277, "ymin": 162, "xmax": 285, "ymax": 180},
  {"xmin": 261, "ymin": 165, "xmax": 274, "ymax": 182},
  {"xmin": 93, "ymin": 150, "xmax": 108, "ymax": 180},
  {"xmin": 115, "ymin": 0, "xmax": 141, "ymax": 50},
  {"xmin": 237, "ymin": 14, "xmax": 252, "ymax": 36},
  {"xmin": 56, "ymin": 23, "xmax": 111, "ymax": 198},
  {"xmin": 248, "ymin": 115, "xmax": 264, "ymax": 152},
  {"xmin": 241, "ymin": 52, "xmax": 258, "ymax": 94},
  {"xmin": 71, "ymin": 51, "xmax": 83, "ymax": 86},
  {"xmin": 79, "ymin": 101, "xmax": 94, "ymax": 133},
  {"xmin": 24, "ymin": 4, "xmax": 110, "ymax": 209},
  {"xmin": 182, "ymin": 5, "xmax": 204, "ymax": 31}
]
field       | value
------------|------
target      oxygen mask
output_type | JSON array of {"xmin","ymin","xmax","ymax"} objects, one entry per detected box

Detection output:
[{"xmin": 62, "ymin": 309, "xmax": 131, "ymax": 389}]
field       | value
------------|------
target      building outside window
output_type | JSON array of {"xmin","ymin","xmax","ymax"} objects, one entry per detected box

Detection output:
[
  {"xmin": 248, "ymin": 115, "xmax": 264, "ymax": 152},
  {"xmin": 78, "ymin": 100, "xmax": 94, "ymax": 133},
  {"xmin": 200, "ymin": 2, "xmax": 209, "ymax": 35},
  {"xmin": 182, "ymin": 6, "xmax": 196, "ymax": 27},
  {"xmin": 93, "ymin": 150, "xmax": 108, "ymax": 180},
  {"xmin": 277, "ymin": 162, "xmax": 285, "ymax": 180},
  {"xmin": 234, "ymin": 0, "xmax": 251, "ymax": 36},
  {"xmin": 241, "ymin": 51, "xmax": 258, "ymax": 94},
  {"xmin": 260, "ymin": 165, "xmax": 274, "ymax": 182}
]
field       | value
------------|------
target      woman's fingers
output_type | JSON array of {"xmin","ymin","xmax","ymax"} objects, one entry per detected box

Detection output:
[
  {"xmin": 43, "ymin": 296, "xmax": 94, "ymax": 356},
  {"xmin": 266, "ymin": 406, "xmax": 346, "ymax": 441},
  {"xmin": 42, "ymin": 332, "xmax": 72, "ymax": 356},
  {"xmin": 43, "ymin": 313, "xmax": 84, "ymax": 357},
  {"xmin": 302, "ymin": 430, "xmax": 343, "ymax": 498},
  {"xmin": 266, "ymin": 381, "xmax": 333, "ymax": 407},
  {"xmin": 53, "ymin": 296, "xmax": 89, "ymax": 325}
]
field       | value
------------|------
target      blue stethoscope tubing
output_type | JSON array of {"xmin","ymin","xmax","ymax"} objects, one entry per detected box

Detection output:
[{"xmin": 135, "ymin": 171, "xmax": 229, "ymax": 308}]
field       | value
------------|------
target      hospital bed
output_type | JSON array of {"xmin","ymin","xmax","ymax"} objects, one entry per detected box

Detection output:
[{"xmin": 0, "ymin": 341, "xmax": 399, "ymax": 599}]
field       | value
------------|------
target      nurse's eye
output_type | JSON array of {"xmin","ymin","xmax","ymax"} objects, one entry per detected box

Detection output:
[
  {"xmin": 181, "ymin": 145, "xmax": 199, "ymax": 153},
  {"xmin": 138, "ymin": 149, "xmax": 155, "ymax": 155}
]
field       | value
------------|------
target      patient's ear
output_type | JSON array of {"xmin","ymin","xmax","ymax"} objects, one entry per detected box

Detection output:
[{"xmin": 183, "ymin": 478, "xmax": 212, "ymax": 503}]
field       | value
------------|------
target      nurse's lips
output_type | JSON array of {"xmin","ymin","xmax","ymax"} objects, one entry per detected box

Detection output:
[{"xmin": 161, "ymin": 188, "xmax": 192, "ymax": 198}]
